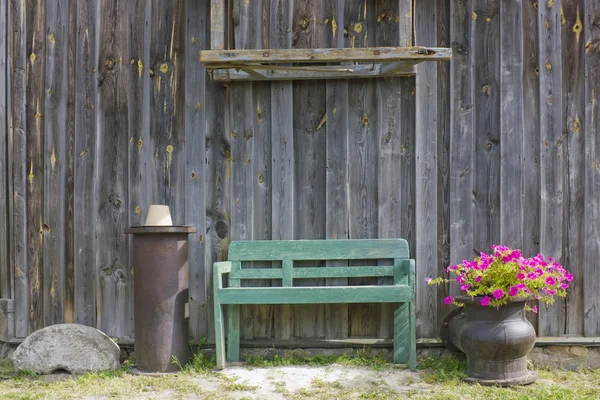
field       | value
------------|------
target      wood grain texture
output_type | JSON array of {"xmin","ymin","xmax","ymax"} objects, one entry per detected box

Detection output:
[
  {"xmin": 436, "ymin": 0, "xmax": 452, "ymax": 333},
  {"xmin": 0, "ymin": 0, "xmax": 9, "ymax": 300},
  {"xmin": 270, "ymin": 0, "xmax": 294, "ymax": 340},
  {"xmin": 449, "ymin": 0, "xmax": 474, "ymax": 297},
  {"xmin": 185, "ymin": 0, "xmax": 209, "ymax": 341},
  {"xmin": 26, "ymin": 0, "xmax": 46, "ymax": 333},
  {"xmin": 292, "ymin": 0, "xmax": 327, "ymax": 339},
  {"xmin": 74, "ymin": 0, "xmax": 98, "ymax": 328},
  {"xmin": 249, "ymin": 0, "xmax": 273, "ymax": 339},
  {"xmin": 324, "ymin": 0, "xmax": 349, "ymax": 340},
  {"xmin": 96, "ymin": 0, "xmax": 130, "ymax": 337},
  {"xmin": 472, "ymin": 0, "xmax": 500, "ymax": 255},
  {"xmin": 500, "ymin": 0, "xmax": 524, "ymax": 249},
  {"xmin": 538, "ymin": 0, "xmax": 565, "ymax": 337},
  {"xmin": 562, "ymin": 0, "xmax": 585, "ymax": 335},
  {"xmin": 522, "ymin": 0, "xmax": 541, "ymax": 333},
  {"xmin": 43, "ymin": 0, "xmax": 69, "ymax": 326},
  {"xmin": 346, "ymin": 0, "xmax": 379, "ymax": 338},
  {"xmin": 583, "ymin": 0, "xmax": 600, "ymax": 336},
  {"xmin": 63, "ymin": 0, "xmax": 76, "ymax": 324},
  {"xmin": 415, "ymin": 0, "xmax": 438, "ymax": 339}
]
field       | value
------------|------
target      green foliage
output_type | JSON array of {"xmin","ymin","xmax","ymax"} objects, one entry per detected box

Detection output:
[
  {"xmin": 417, "ymin": 354, "xmax": 468, "ymax": 384},
  {"xmin": 245, "ymin": 347, "xmax": 389, "ymax": 369}
]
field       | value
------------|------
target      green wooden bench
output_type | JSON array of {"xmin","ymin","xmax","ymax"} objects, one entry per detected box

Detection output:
[{"xmin": 213, "ymin": 239, "xmax": 416, "ymax": 370}]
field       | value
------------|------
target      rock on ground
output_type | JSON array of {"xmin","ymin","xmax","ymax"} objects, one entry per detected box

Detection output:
[{"xmin": 11, "ymin": 324, "xmax": 120, "ymax": 374}]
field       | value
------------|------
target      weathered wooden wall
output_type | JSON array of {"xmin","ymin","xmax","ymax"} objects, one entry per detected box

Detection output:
[{"xmin": 1, "ymin": 0, "xmax": 599, "ymax": 342}]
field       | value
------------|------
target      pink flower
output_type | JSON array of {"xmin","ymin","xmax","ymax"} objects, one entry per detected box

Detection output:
[
  {"xmin": 532, "ymin": 305, "xmax": 538, "ymax": 313},
  {"xmin": 560, "ymin": 283, "xmax": 569, "ymax": 289},
  {"xmin": 544, "ymin": 288, "xmax": 557, "ymax": 296},
  {"xmin": 517, "ymin": 273, "xmax": 525, "ymax": 280},
  {"xmin": 444, "ymin": 296, "xmax": 453, "ymax": 305},
  {"xmin": 461, "ymin": 284, "xmax": 470, "ymax": 292},
  {"xmin": 509, "ymin": 286, "xmax": 520, "ymax": 297},
  {"xmin": 545, "ymin": 276, "xmax": 556, "ymax": 286},
  {"xmin": 526, "ymin": 272, "xmax": 537, "ymax": 280},
  {"xmin": 493, "ymin": 289, "xmax": 504, "ymax": 299},
  {"xmin": 565, "ymin": 273, "xmax": 574, "ymax": 282},
  {"xmin": 475, "ymin": 276, "xmax": 482, "ymax": 283},
  {"xmin": 425, "ymin": 277, "xmax": 432, "ymax": 284},
  {"xmin": 480, "ymin": 296, "xmax": 491, "ymax": 306}
]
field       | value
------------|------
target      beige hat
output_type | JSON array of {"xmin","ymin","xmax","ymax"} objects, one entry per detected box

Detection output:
[{"xmin": 145, "ymin": 205, "xmax": 173, "ymax": 226}]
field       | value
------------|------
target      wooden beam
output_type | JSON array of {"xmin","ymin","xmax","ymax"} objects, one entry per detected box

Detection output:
[
  {"xmin": 210, "ymin": 0, "xmax": 225, "ymax": 50},
  {"xmin": 210, "ymin": 63, "xmax": 417, "ymax": 82},
  {"xmin": 240, "ymin": 68, "xmax": 266, "ymax": 80},
  {"xmin": 380, "ymin": 60, "xmax": 420, "ymax": 76},
  {"xmin": 201, "ymin": 46, "xmax": 452, "ymax": 65}
]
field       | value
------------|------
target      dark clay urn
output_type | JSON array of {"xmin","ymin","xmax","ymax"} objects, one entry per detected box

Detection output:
[{"xmin": 441, "ymin": 296, "xmax": 537, "ymax": 386}]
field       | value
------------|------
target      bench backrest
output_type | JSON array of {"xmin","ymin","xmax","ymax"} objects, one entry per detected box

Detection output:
[{"xmin": 227, "ymin": 239, "xmax": 411, "ymax": 287}]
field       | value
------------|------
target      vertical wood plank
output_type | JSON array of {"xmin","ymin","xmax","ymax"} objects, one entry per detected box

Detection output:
[
  {"xmin": 63, "ymin": 0, "xmax": 76, "ymax": 324},
  {"xmin": 538, "ymin": 0, "xmax": 564, "ymax": 337},
  {"xmin": 43, "ymin": 0, "xmax": 69, "ymax": 325},
  {"xmin": 210, "ymin": 0, "xmax": 225, "ymax": 50},
  {"xmin": 500, "ymin": 0, "xmax": 524, "ymax": 249},
  {"xmin": 583, "ymin": 0, "xmax": 600, "ymax": 336},
  {"xmin": 270, "ymin": 0, "xmax": 294, "ymax": 340},
  {"xmin": 436, "ymin": 0, "xmax": 452, "ymax": 333},
  {"xmin": 0, "ymin": 0, "xmax": 9, "ymax": 300},
  {"xmin": 128, "ymin": 0, "xmax": 151, "ymax": 339},
  {"xmin": 185, "ymin": 0, "xmax": 208, "ymax": 342},
  {"xmin": 324, "ymin": 0, "xmax": 349, "ymax": 340},
  {"xmin": 562, "ymin": 0, "xmax": 585, "ymax": 335},
  {"xmin": 415, "ymin": 0, "xmax": 438, "ymax": 339},
  {"xmin": 472, "ymin": 0, "xmax": 500, "ymax": 255},
  {"xmin": 449, "ymin": 0, "xmax": 474, "ymax": 293},
  {"xmin": 96, "ymin": 0, "xmax": 129, "ymax": 336},
  {"xmin": 346, "ymin": 0, "xmax": 379, "ymax": 338},
  {"xmin": 150, "ymin": 0, "xmax": 185, "ymax": 223},
  {"xmin": 250, "ymin": 0, "xmax": 273, "ymax": 339},
  {"xmin": 74, "ymin": 0, "xmax": 98, "ymax": 328},
  {"xmin": 522, "ymin": 0, "xmax": 541, "ymax": 333},
  {"xmin": 292, "ymin": 0, "xmax": 327, "ymax": 339},
  {"xmin": 376, "ymin": 0, "xmax": 415, "ymax": 340},
  {"xmin": 26, "ymin": 0, "xmax": 46, "ymax": 333}
]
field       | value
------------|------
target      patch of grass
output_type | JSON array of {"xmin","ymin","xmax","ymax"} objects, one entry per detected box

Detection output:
[
  {"xmin": 245, "ymin": 347, "xmax": 390, "ymax": 370},
  {"xmin": 417, "ymin": 354, "xmax": 468, "ymax": 384},
  {"xmin": 223, "ymin": 381, "xmax": 258, "ymax": 391}
]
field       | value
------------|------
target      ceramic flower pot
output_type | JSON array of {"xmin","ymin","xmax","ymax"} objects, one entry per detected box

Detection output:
[{"xmin": 441, "ymin": 296, "xmax": 537, "ymax": 386}]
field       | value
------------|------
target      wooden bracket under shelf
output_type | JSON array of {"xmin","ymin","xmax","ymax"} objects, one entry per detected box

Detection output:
[{"xmin": 200, "ymin": 46, "xmax": 452, "ymax": 82}]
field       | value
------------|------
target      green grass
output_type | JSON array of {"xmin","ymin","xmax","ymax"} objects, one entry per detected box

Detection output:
[
  {"xmin": 245, "ymin": 347, "xmax": 390, "ymax": 370},
  {"xmin": 0, "ymin": 350, "xmax": 599, "ymax": 400}
]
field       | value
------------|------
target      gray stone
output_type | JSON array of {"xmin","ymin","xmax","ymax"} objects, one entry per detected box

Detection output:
[{"xmin": 11, "ymin": 324, "xmax": 120, "ymax": 374}]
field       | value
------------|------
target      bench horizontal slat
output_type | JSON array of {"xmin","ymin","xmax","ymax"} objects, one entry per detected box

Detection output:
[
  {"xmin": 218, "ymin": 286, "xmax": 411, "ymax": 304},
  {"xmin": 292, "ymin": 266, "xmax": 394, "ymax": 279},
  {"xmin": 232, "ymin": 266, "xmax": 394, "ymax": 280},
  {"xmin": 228, "ymin": 239, "xmax": 409, "ymax": 261}
]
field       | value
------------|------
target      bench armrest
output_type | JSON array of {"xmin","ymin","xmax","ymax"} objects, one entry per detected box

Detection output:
[{"xmin": 213, "ymin": 261, "xmax": 233, "ymax": 290}]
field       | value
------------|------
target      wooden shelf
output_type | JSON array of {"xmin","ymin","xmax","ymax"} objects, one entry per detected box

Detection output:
[{"xmin": 200, "ymin": 46, "xmax": 451, "ymax": 82}]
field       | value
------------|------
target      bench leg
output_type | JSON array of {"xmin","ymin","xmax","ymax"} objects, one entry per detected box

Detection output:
[
  {"xmin": 227, "ymin": 304, "xmax": 240, "ymax": 362},
  {"xmin": 393, "ymin": 302, "xmax": 409, "ymax": 365},
  {"xmin": 409, "ymin": 300, "xmax": 417, "ymax": 371},
  {"xmin": 214, "ymin": 302, "xmax": 226, "ymax": 369}
]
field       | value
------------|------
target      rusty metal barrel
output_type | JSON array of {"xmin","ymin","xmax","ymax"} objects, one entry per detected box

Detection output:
[{"xmin": 125, "ymin": 225, "xmax": 196, "ymax": 373}]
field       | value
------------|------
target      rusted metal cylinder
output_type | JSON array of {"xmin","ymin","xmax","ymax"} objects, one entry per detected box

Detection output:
[{"xmin": 125, "ymin": 226, "xmax": 196, "ymax": 373}]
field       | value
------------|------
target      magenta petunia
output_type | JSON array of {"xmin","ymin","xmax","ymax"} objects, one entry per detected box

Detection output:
[
  {"xmin": 545, "ymin": 276, "xmax": 556, "ymax": 286},
  {"xmin": 480, "ymin": 296, "xmax": 491, "ymax": 306},
  {"xmin": 493, "ymin": 289, "xmax": 504, "ymax": 299},
  {"xmin": 460, "ymin": 284, "xmax": 470, "ymax": 292},
  {"xmin": 532, "ymin": 305, "xmax": 538, "ymax": 313},
  {"xmin": 565, "ymin": 273, "xmax": 574, "ymax": 282},
  {"xmin": 560, "ymin": 283, "xmax": 569, "ymax": 289},
  {"xmin": 444, "ymin": 296, "xmax": 453, "ymax": 305},
  {"xmin": 509, "ymin": 286, "xmax": 519, "ymax": 297},
  {"xmin": 517, "ymin": 273, "xmax": 525, "ymax": 280},
  {"xmin": 426, "ymin": 277, "xmax": 432, "ymax": 284},
  {"xmin": 475, "ymin": 276, "xmax": 482, "ymax": 283}
]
